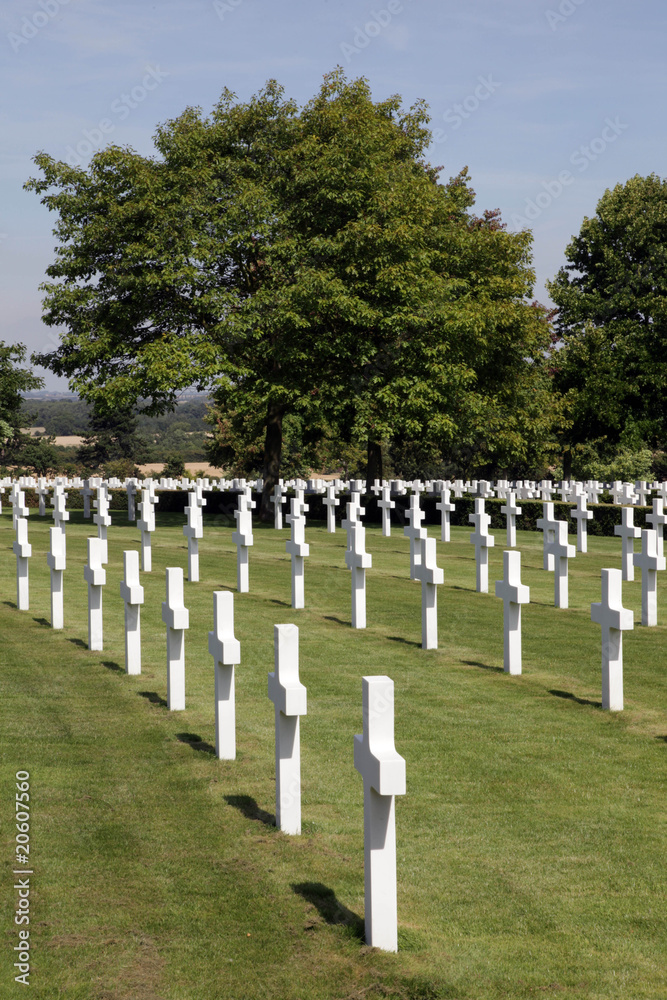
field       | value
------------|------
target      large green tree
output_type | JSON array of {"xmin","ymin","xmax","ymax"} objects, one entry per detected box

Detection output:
[
  {"xmin": 26, "ymin": 71, "xmax": 556, "ymax": 510},
  {"xmin": 0, "ymin": 342, "xmax": 44, "ymax": 463},
  {"xmin": 547, "ymin": 173, "xmax": 667, "ymax": 476}
]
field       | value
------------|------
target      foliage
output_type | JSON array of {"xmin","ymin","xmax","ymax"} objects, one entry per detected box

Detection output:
[
  {"xmin": 26, "ymin": 72, "xmax": 559, "ymax": 507},
  {"xmin": 0, "ymin": 342, "xmax": 44, "ymax": 460},
  {"xmin": 19, "ymin": 437, "xmax": 61, "ymax": 475},
  {"xmin": 76, "ymin": 403, "xmax": 147, "ymax": 469},
  {"xmin": 547, "ymin": 173, "xmax": 667, "ymax": 469},
  {"xmin": 162, "ymin": 453, "xmax": 187, "ymax": 478}
]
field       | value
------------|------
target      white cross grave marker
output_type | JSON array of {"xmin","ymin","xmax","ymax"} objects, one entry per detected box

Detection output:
[
  {"xmin": 469, "ymin": 498, "xmax": 495, "ymax": 593},
  {"xmin": 120, "ymin": 550, "xmax": 144, "ymax": 674},
  {"xmin": 208, "ymin": 591, "xmax": 241, "ymax": 759},
  {"xmin": 546, "ymin": 520, "xmax": 576, "ymax": 608},
  {"xmin": 536, "ymin": 502, "xmax": 557, "ymax": 571},
  {"xmin": 435, "ymin": 487, "xmax": 455, "ymax": 543},
  {"xmin": 47, "ymin": 525, "xmax": 66, "ymax": 629},
  {"xmin": 344, "ymin": 512, "xmax": 372, "ymax": 628},
  {"xmin": 353, "ymin": 675, "xmax": 406, "ymax": 953},
  {"xmin": 323, "ymin": 483, "xmax": 340, "ymax": 533},
  {"xmin": 495, "ymin": 550, "xmax": 530, "ymax": 674},
  {"xmin": 285, "ymin": 498, "xmax": 309, "ymax": 609},
  {"xmin": 232, "ymin": 492, "xmax": 254, "ymax": 593},
  {"xmin": 268, "ymin": 624, "xmax": 307, "ymax": 834},
  {"xmin": 378, "ymin": 485, "xmax": 395, "ymax": 538},
  {"xmin": 633, "ymin": 529, "xmax": 665, "ymax": 626},
  {"xmin": 500, "ymin": 491, "xmax": 521, "ymax": 548},
  {"xmin": 414, "ymin": 535, "xmax": 444, "ymax": 649},
  {"xmin": 161, "ymin": 567, "xmax": 189, "ymax": 710},
  {"xmin": 13, "ymin": 518, "xmax": 31, "ymax": 611},
  {"xmin": 137, "ymin": 489, "xmax": 156, "ymax": 572},
  {"xmin": 614, "ymin": 506, "xmax": 641, "ymax": 581},
  {"xmin": 591, "ymin": 568, "xmax": 633, "ymax": 711},
  {"xmin": 93, "ymin": 487, "xmax": 111, "ymax": 564},
  {"xmin": 83, "ymin": 537, "xmax": 106, "ymax": 650},
  {"xmin": 404, "ymin": 493, "xmax": 426, "ymax": 580},
  {"xmin": 646, "ymin": 498, "xmax": 667, "ymax": 559},
  {"xmin": 183, "ymin": 490, "xmax": 204, "ymax": 582},
  {"xmin": 570, "ymin": 489, "xmax": 593, "ymax": 553}
]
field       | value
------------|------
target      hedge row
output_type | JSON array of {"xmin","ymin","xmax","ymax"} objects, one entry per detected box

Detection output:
[{"xmin": 10, "ymin": 488, "xmax": 655, "ymax": 538}]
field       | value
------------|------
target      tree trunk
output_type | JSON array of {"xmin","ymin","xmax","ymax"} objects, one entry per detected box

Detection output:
[
  {"xmin": 366, "ymin": 440, "xmax": 383, "ymax": 495},
  {"xmin": 260, "ymin": 402, "xmax": 284, "ymax": 520},
  {"xmin": 563, "ymin": 448, "xmax": 572, "ymax": 480}
]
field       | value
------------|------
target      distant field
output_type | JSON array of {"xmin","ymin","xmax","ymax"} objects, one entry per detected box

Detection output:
[{"xmin": 0, "ymin": 511, "xmax": 665, "ymax": 999}]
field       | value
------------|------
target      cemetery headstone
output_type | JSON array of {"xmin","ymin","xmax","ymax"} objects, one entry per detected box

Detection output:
[
  {"xmin": 414, "ymin": 535, "xmax": 444, "ymax": 649},
  {"xmin": 633, "ymin": 529, "xmax": 665, "ymax": 626},
  {"xmin": 120, "ymin": 550, "xmax": 144, "ymax": 674},
  {"xmin": 268, "ymin": 624, "xmax": 307, "ymax": 835},
  {"xmin": 83, "ymin": 536, "xmax": 106, "ymax": 650},
  {"xmin": 614, "ymin": 506, "xmax": 641, "ymax": 581},
  {"xmin": 208, "ymin": 591, "xmax": 241, "ymax": 760},
  {"xmin": 469, "ymin": 498, "xmax": 495, "ymax": 593},
  {"xmin": 13, "ymin": 518, "xmax": 31, "ymax": 611},
  {"xmin": 495, "ymin": 550, "xmax": 530, "ymax": 674},
  {"xmin": 285, "ymin": 498, "xmax": 309, "ymax": 609},
  {"xmin": 47, "ymin": 525, "xmax": 66, "ymax": 629},
  {"xmin": 591, "ymin": 568, "xmax": 633, "ymax": 711},
  {"xmin": 161, "ymin": 567, "xmax": 190, "ymax": 710}
]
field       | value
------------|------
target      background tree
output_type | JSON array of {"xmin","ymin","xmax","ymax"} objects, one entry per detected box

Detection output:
[
  {"xmin": 547, "ymin": 173, "xmax": 667, "ymax": 477},
  {"xmin": 76, "ymin": 404, "xmax": 146, "ymax": 470},
  {"xmin": 0, "ymin": 341, "xmax": 44, "ymax": 464},
  {"xmin": 27, "ymin": 72, "xmax": 558, "ymax": 510}
]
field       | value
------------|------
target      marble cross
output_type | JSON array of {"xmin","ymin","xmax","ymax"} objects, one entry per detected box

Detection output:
[
  {"xmin": 47, "ymin": 525, "xmax": 66, "ymax": 629},
  {"xmin": 270, "ymin": 483, "xmax": 287, "ymax": 530},
  {"xmin": 353, "ymin": 675, "xmax": 406, "ymax": 953},
  {"xmin": 285, "ymin": 498, "xmax": 309, "ymax": 609},
  {"xmin": 208, "ymin": 591, "xmax": 241, "ymax": 759},
  {"xmin": 83, "ymin": 537, "xmax": 106, "ymax": 650},
  {"xmin": 232, "ymin": 491, "xmax": 254, "ymax": 593},
  {"xmin": 161, "ymin": 567, "xmax": 190, "ymax": 710},
  {"xmin": 633, "ymin": 529, "xmax": 665, "ymax": 626},
  {"xmin": 137, "ymin": 489, "xmax": 156, "ymax": 572},
  {"xmin": 469, "ymin": 498, "xmax": 495, "ymax": 593},
  {"xmin": 546, "ymin": 520, "xmax": 576, "ymax": 608},
  {"xmin": 570, "ymin": 490, "xmax": 593, "ymax": 553},
  {"xmin": 414, "ymin": 535, "xmax": 444, "ymax": 649},
  {"xmin": 435, "ymin": 487, "xmax": 455, "ymax": 543},
  {"xmin": 500, "ymin": 491, "xmax": 521, "ymax": 548},
  {"xmin": 536, "ymin": 502, "xmax": 557, "ymax": 571},
  {"xmin": 323, "ymin": 484, "xmax": 340, "ymax": 533},
  {"xmin": 13, "ymin": 518, "xmax": 31, "ymax": 611},
  {"xmin": 591, "ymin": 568, "xmax": 633, "ymax": 711},
  {"xmin": 646, "ymin": 498, "xmax": 667, "ymax": 559},
  {"xmin": 614, "ymin": 506, "xmax": 641, "ymax": 581},
  {"xmin": 268, "ymin": 624, "xmax": 307, "ymax": 834},
  {"xmin": 378, "ymin": 485, "xmax": 395, "ymax": 538},
  {"xmin": 495, "ymin": 550, "xmax": 529, "ymax": 674},
  {"xmin": 344, "ymin": 512, "xmax": 372, "ymax": 629},
  {"xmin": 404, "ymin": 493, "xmax": 427, "ymax": 580},
  {"xmin": 120, "ymin": 550, "xmax": 144, "ymax": 674}
]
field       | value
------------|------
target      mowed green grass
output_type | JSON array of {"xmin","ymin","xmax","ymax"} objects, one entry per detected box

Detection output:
[{"xmin": 0, "ymin": 508, "xmax": 665, "ymax": 1000}]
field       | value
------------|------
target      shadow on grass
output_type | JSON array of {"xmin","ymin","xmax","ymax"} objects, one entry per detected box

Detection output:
[
  {"xmin": 3, "ymin": 600, "xmax": 17, "ymax": 609},
  {"xmin": 462, "ymin": 659, "xmax": 503, "ymax": 673},
  {"xmin": 32, "ymin": 616, "xmax": 51, "ymax": 627},
  {"xmin": 270, "ymin": 599, "xmax": 291, "ymax": 607},
  {"xmin": 102, "ymin": 661, "xmax": 123, "ymax": 673},
  {"xmin": 138, "ymin": 690, "xmax": 168, "ymax": 708},
  {"xmin": 388, "ymin": 635, "xmax": 421, "ymax": 648},
  {"xmin": 324, "ymin": 615, "xmax": 350, "ymax": 627},
  {"xmin": 655, "ymin": 735, "xmax": 667, "ymax": 742},
  {"xmin": 68, "ymin": 637, "xmax": 88, "ymax": 649},
  {"xmin": 176, "ymin": 732, "xmax": 216, "ymax": 755},
  {"xmin": 549, "ymin": 689, "xmax": 602, "ymax": 709},
  {"xmin": 224, "ymin": 794, "xmax": 275, "ymax": 828},
  {"xmin": 291, "ymin": 882, "xmax": 364, "ymax": 940}
]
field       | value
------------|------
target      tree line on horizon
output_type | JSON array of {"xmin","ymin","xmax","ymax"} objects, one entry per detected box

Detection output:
[{"xmin": 1, "ymin": 71, "xmax": 664, "ymax": 506}]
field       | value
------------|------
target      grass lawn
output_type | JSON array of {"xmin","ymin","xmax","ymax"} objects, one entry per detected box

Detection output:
[{"xmin": 0, "ymin": 507, "xmax": 665, "ymax": 1000}]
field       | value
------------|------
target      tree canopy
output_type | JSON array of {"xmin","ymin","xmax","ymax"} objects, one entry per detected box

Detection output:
[
  {"xmin": 0, "ymin": 342, "xmax": 43, "ymax": 463},
  {"xmin": 547, "ymin": 173, "xmax": 667, "ymax": 476},
  {"xmin": 26, "ymin": 70, "xmax": 557, "ymax": 507}
]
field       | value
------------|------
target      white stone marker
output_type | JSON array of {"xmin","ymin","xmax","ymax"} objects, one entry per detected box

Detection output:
[
  {"xmin": 270, "ymin": 483, "xmax": 286, "ymax": 529},
  {"xmin": 435, "ymin": 487, "xmax": 455, "ymax": 542},
  {"xmin": 83, "ymin": 537, "xmax": 106, "ymax": 650},
  {"xmin": 12, "ymin": 488, "xmax": 28, "ymax": 531},
  {"xmin": 570, "ymin": 490, "xmax": 593, "ymax": 553},
  {"xmin": 268, "ymin": 624, "xmax": 307, "ymax": 834},
  {"xmin": 469, "ymin": 498, "xmax": 495, "ymax": 593},
  {"xmin": 591, "ymin": 568, "xmax": 633, "ymax": 711},
  {"xmin": 500, "ymin": 491, "xmax": 521, "ymax": 548},
  {"xmin": 614, "ymin": 506, "xmax": 641, "ymax": 582},
  {"xmin": 93, "ymin": 487, "xmax": 111, "ymax": 564},
  {"xmin": 232, "ymin": 491, "xmax": 254, "ymax": 593},
  {"xmin": 81, "ymin": 479, "xmax": 94, "ymax": 518},
  {"xmin": 183, "ymin": 491, "xmax": 204, "ymax": 583},
  {"xmin": 633, "ymin": 529, "xmax": 665, "ymax": 627},
  {"xmin": 404, "ymin": 493, "xmax": 427, "ymax": 580},
  {"xmin": 208, "ymin": 590, "xmax": 241, "ymax": 760},
  {"xmin": 36, "ymin": 477, "xmax": 49, "ymax": 516},
  {"xmin": 378, "ymin": 485, "xmax": 395, "ymax": 538},
  {"xmin": 323, "ymin": 484, "xmax": 340, "ymax": 533},
  {"xmin": 161, "ymin": 567, "xmax": 189, "ymax": 710},
  {"xmin": 495, "ymin": 550, "xmax": 530, "ymax": 674},
  {"xmin": 546, "ymin": 520, "xmax": 576, "ymax": 608},
  {"xmin": 137, "ymin": 489, "xmax": 156, "ymax": 572},
  {"xmin": 344, "ymin": 514, "xmax": 372, "ymax": 629},
  {"xmin": 354, "ymin": 675, "xmax": 406, "ymax": 953},
  {"xmin": 126, "ymin": 479, "xmax": 139, "ymax": 521},
  {"xmin": 285, "ymin": 498, "xmax": 309, "ymax": 609},
  {"xmin": 47, "ymin": 525, "xmax": 66, "ymax": 629},
  {"xmin": 537, "ymin": 502, "xmax": 557, "ymax": 571},
  {"xmin": 13, "ymin": 518, "xmax": 31, "ymax": 611},
  {"xmin": 415, "ymin": 535, "xmax": 444, "ymax": 649},
  {"xmin": 646, "ymin": 498, "xmax": 667, "ymax": 559},
  {"xmin": 119, "ymin": 550, "xmax": 144, "ymax": 674}
]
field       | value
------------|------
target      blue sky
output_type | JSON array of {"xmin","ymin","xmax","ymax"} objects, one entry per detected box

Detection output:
[{"xmin": 1, "ymin": 0, "xmax": 665, "ymax": 389}]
